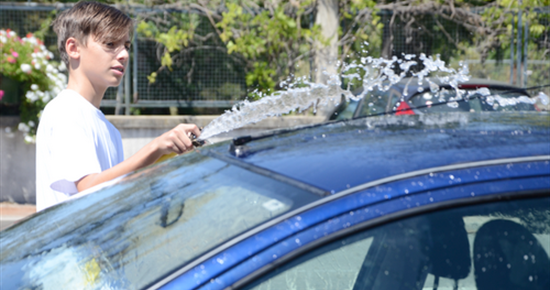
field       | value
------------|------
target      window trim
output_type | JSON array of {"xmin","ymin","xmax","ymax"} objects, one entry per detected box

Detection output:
[
  {"xmin": 229, "ymin": 189, "xmax": 550, "ymax": 290},
  {"xmin": 202, "ymin": 150, "xmax": 329, "ymax": 197}
]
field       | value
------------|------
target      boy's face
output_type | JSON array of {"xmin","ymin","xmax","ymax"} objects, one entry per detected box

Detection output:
[{"xmin": 77, "ymin": 35, "xmax": 131, "ymax": 89}]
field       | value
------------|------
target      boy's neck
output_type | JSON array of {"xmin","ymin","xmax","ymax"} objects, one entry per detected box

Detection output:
[{"xmin": 66, "ymin": 71, "xmax": 107, "ymax": 109}]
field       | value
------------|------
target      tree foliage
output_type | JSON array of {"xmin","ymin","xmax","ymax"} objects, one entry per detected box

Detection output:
[{"xmin": 136, "ymin": 0, "xmax": 325, "ymax": 98}]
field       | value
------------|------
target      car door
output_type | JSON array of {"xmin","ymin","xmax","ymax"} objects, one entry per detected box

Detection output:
[
  {"xmin": 234, "ymin": 195, "xmax": 550, "ymax": 290},
  {"xmin": 157, "ymin": 158, "xmax": 550, "ymax": 290}
]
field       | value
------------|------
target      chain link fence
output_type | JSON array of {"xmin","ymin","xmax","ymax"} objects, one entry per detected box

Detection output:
[
  {"xmin": 1, "ymin": 3, "xmax": 549, "ymax": 113},
  {"xmin": 0, "ymin": 2, "xmax": 248, "ymax": 113}
]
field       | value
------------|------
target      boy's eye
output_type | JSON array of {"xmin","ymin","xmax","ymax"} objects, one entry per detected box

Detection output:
[{"xmin": 106, "ymin": 42, "xmax": 114, "ymax": 47}]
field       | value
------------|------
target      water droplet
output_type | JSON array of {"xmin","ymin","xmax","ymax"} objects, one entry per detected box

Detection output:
[
  {"xmin": 272, "ymin": 254, "xmax": 277, "ymax": 259},
  {"xmin": 447, "ymin": 101, "xmax": 459, "ymax": 108},
  {"xmin": 471, "ymin": 192, "xmax": 475, "ymax": 196},
  {"xmin": 384, "ymin": 270, "xmax": 389, "ymax": 275},
  {"xmin": 507, "ymin": 264, "xmax": 511, "ymax": 268},
  {"xmin": 524, "ymin": 255, "xmax": 529, "ymax": 260},
  {"xmin": 449, "ymin": 175, "xmax": 455, "ymax": 180},
  {"xmin": 536, "ymin": 92, "xmax": 549, "ymax": 105},
  {"xmin": 529, "ymin": 276, "xmax": 533, "ymax": 282},
  {"xmin": 482, "ymin": 267, "xmax": 486, "ymax": 272}
]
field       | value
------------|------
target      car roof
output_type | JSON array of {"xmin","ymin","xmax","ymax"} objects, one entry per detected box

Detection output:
[{"xmin": 203, "ymin": 112, "xmax": 550, "ymax": 194}]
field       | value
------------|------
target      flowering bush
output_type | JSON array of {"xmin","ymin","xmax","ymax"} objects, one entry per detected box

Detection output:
[{"xmin": 0, "ymin": 29, "xmax": 67, "ymax": 143}]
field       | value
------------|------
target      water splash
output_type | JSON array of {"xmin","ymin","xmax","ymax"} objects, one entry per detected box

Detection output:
[
  {"xmin": 199, "ymin": 53, "xmax": 470, "ymax": 140},
  {"xmin": 485, "ymin": 92, "xmax": 548, "ymax": 107},
  {"xmin": 536, "ymin": 92, "xmax": 549, "ymax": 105}
]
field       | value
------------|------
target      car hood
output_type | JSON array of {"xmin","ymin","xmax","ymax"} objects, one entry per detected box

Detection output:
[{"xmin": 203, "ymin": 112, "xmax": 550, "ymax": 194}]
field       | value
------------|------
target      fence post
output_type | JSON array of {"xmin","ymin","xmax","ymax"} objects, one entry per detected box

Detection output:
[
  {"xmin": 115, "ymin": 82, "xmax": 124, "ymax": 115},
  {"xmin": 523, "ymin": 17, "xmax": 529, "ymax": 88},
  {"xmin": 510, "ymin": 12, "xmax": 515, "ymax": 85},
  {"xmin": 124, "ymin": 46, "xmax": 131, "ymax": 115},
  {"xmin": 133, "ymin": 23, "xmax": 138, "ymax": 110},
  {"xmin": 516, "ymin": 2, "xmax": 523, "ymax": 87}
]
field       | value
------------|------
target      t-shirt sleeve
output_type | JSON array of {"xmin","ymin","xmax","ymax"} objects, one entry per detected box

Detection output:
[{"xmin": 48, "ymin": 120, "xmax": 102, "ymax": 195}]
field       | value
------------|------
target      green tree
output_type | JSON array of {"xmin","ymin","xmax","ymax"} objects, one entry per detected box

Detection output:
[{"xmin": 137, "ymin": 0, "xmax": 324, "ymax": 98}]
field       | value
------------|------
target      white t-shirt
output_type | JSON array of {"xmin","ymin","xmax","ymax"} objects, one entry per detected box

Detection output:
[{"xmin": 36, "ymin": 89, "xmax": 124, "ymax": 211}]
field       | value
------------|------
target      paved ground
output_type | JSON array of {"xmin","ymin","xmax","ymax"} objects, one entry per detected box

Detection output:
[{"xmin": 0, "ymin": 202, "xmax": 36, "ymax": 231}]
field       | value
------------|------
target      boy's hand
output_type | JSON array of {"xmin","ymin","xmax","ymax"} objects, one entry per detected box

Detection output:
[{"xmin": 153, "ymin": 124, "xmax": 201, "ymax": 155}]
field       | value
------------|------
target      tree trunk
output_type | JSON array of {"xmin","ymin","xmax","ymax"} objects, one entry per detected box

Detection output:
[{"xmin": 314, "ymin": 0, "xmax": 339, "ymax": 119}]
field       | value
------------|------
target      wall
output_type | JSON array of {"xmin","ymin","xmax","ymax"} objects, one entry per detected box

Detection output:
[
  {"xmin": 0, "ymin": 117, "xmax": 36, "ymax": 204},
  {"xmin": 0, "ymin": 115, "xmax": 324, "ymax": 204}
]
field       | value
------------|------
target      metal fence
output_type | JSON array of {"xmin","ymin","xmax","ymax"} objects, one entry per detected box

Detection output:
[
  {"xmin": 1, "ymin": 3, "xmax": 549, "ymax": 113},
  {"xmin": 0, "ymin": 2, "xmax": 248, "ymax": 113}
]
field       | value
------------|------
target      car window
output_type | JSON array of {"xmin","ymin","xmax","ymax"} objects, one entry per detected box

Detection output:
[
  {"xmin": 356, "ymin": 88, "xmax": 402, "ymax": 117},
  {"xmin": 0, "ymin": 153, "xmax": 320, "ymax": 290},
  {"xmin": 333, "ymin": 100, "xmax": 359, "ymax": 120},
  {"xmin": 408, "ymin": 88, "xmax": 535, "ymax": 113},
  {"xmin": 242, "ymin": 197, "xmax": 550, "ymax": 290}
]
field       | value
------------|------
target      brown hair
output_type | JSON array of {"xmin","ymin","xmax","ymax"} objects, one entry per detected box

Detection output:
[{"xmin": 52, "ymin": 1, "xmax": 134, "ymax": 66}]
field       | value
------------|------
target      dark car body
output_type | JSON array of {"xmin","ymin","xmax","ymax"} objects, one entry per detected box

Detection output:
[
  {"xmin": 331, "ymin": 78, "xmax": 539, "ymax": 120},
  {"xmin": 1, "ymin": 112, "xmax": 549, "ymax": 290}
]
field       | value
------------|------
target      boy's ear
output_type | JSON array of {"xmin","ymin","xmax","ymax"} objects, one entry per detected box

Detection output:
[{"xmin": 65, "ymin": 37, "xmax": 80, "ymax": 61}]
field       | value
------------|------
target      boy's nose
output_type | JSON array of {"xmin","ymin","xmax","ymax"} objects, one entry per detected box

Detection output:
[{"xmin": 117, "ymin": 47, "xmax": 129, "ymax": 62}]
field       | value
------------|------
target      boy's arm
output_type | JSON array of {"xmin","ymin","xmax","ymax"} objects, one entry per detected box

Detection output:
[{"xmin": 75, "ymin": 124, "xmax": 201, "ymax": 192}]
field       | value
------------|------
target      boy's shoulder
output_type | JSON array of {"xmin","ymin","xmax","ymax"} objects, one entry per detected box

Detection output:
[{"xmin": 41, "ymin": 90, "xmax": 100, "ymax": 123}]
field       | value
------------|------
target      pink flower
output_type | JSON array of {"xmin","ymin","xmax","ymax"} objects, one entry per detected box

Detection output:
[
  {"xmin": 7, "ymin": 56, "xmax": 15, "ymax": 63},
  {"xmin": 0, "ymin": 90, "xmax": 4, "ymax": 101},
  {"xmin": 12, "ymin": 51, "xmax": 18, "ymax": 58}
]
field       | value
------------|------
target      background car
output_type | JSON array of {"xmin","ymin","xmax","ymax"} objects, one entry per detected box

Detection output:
[
  {"xmin": 331, "ymin": 78, "xmax": 541, "ymax": 120},
  {"xmin": 1, "ymin": 111, "xmax": 549, "ymax": 290}
]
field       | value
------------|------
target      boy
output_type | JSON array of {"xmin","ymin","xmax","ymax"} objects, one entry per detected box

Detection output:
[{"xmin": 36, "ymin": 1, "xmax": 200, "ymax": 211}]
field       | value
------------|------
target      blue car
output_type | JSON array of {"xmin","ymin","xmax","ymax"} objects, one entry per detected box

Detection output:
[{"xmin": 1, "ymin": 111, "xmax": 549, "ymax": 290}]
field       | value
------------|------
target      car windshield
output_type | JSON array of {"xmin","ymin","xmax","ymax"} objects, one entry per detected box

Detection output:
[{"xmin": 0, "ymin": 153, "xmax": 320, "ymax": 289}]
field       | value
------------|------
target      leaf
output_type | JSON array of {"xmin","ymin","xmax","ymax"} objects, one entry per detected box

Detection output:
[
  {"xmin": 227, "ymin": 41, "xmax": 236, "ymax": 54},
  {"xmin": 161, "ymin": 53, "xmax": 173, "ymax": 71},
  {"xmin": 147, "ymin": 72, "xmax": 157, "ymax": 84},
  {"xmin": 530, "ymin": 24, "xmax": 545, "ymax": 37}
]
